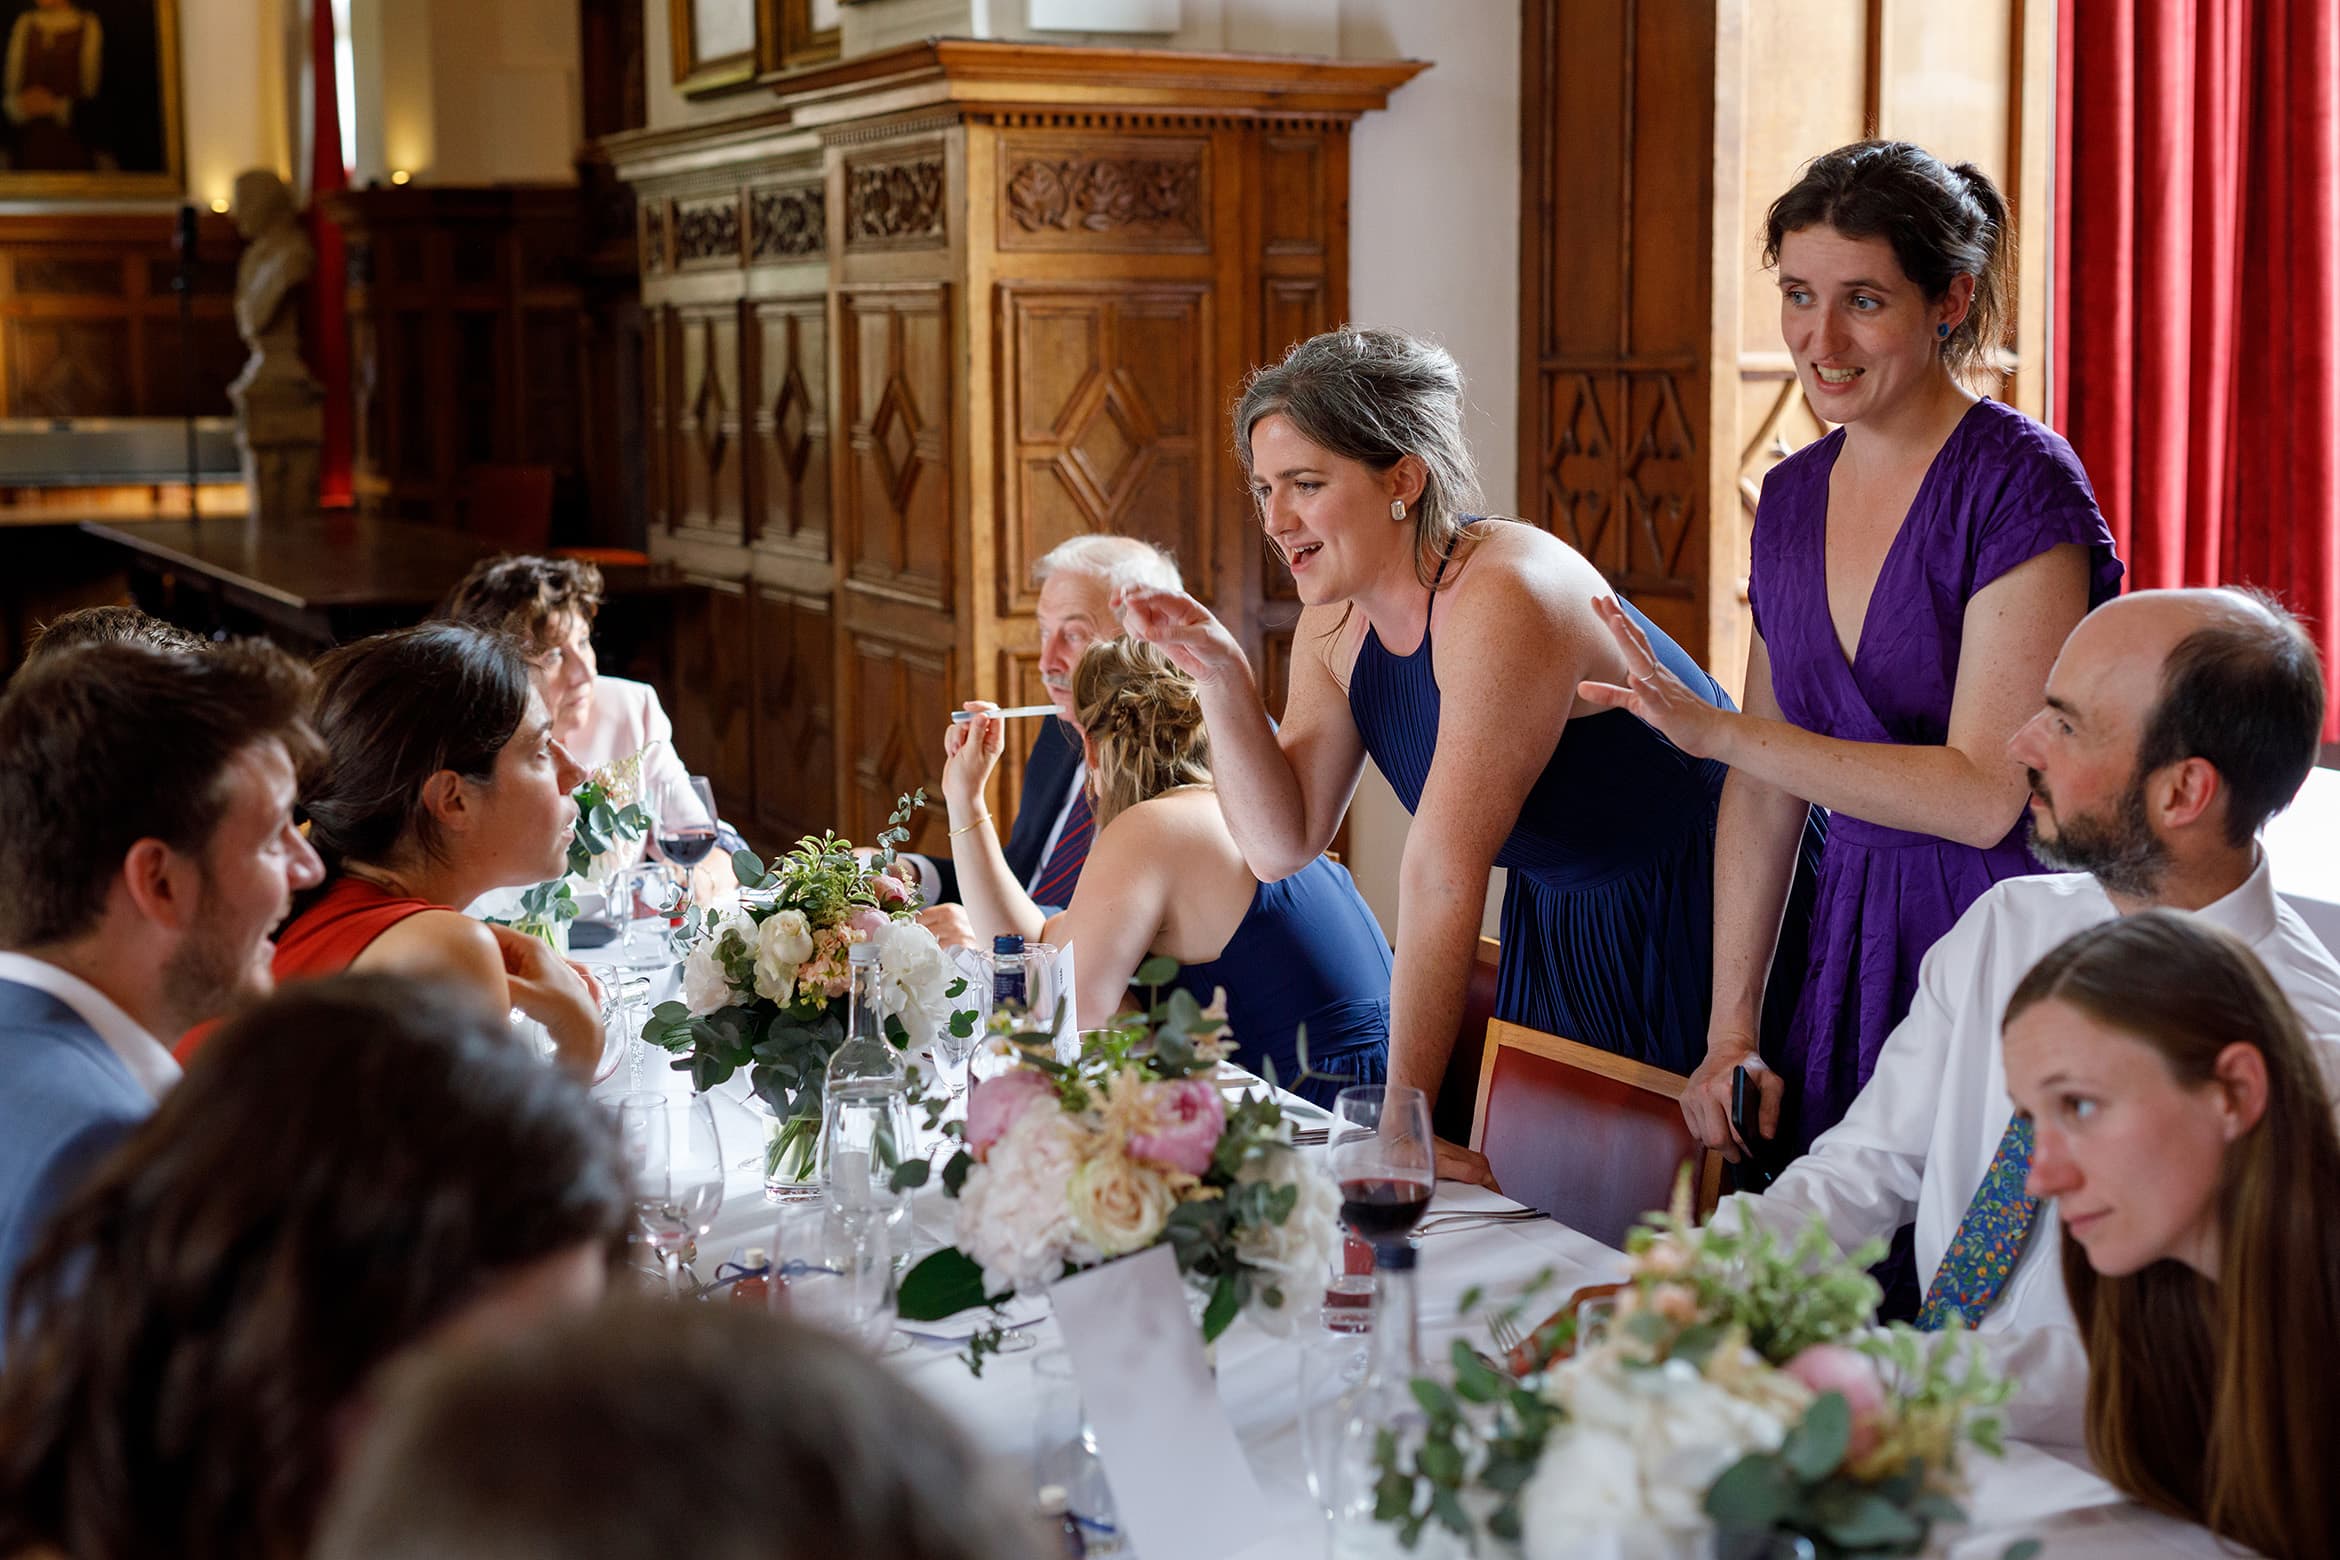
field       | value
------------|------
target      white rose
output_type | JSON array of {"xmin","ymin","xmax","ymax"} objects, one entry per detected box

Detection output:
[
  {"xmin": 681, "ymin": 942, "xmax": 732, "ymax": 1017},
  {"xmin": 1230, "ymin": 1145, "xmax": 1341, "ymax": 1335},
  {"xmin": 1065, "ymin": 1154, "xmax": 1176, "ymax": 1257},
  {"xmin": 873, "ymin": 918, "xmax": 954, "ymax": 1042},
  {"xmin": 753, "ymin": 909, "xmax": 814, "ymax": 1003}
]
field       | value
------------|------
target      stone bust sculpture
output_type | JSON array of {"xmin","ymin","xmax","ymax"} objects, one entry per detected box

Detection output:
[
  {"xmin": 232, "ymin": 169, "xmax": 313, "ymax": 365},
  {"xmin": 227, "ymin": 167, "xmax": 322, "ymax": 523}
]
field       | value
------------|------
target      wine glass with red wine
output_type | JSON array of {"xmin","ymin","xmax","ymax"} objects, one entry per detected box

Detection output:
[
  {"xmin": 654, "ymin": 774, "xmax": 721, "ymax": 868},
  {"xmin": 1329, "ymin": 1083, "xmax": 1435, "ymax": 1255}
]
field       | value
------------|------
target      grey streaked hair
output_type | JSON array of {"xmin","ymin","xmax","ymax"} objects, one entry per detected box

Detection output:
[
  {"xmin": 1033, "ymin": 534, "xmax": 1183, "ymax": 596},
  {"xmin": 1234, "ymin": 326, "xmax": 1487, "ymax": 591}
]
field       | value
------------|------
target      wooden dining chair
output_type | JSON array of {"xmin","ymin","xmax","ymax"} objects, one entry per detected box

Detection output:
[
  {"xmin": 1468, "ymin": 1019, "xmax": 1723, "ymax": 1249},
  {"xmin": 1431, "ymin": 935, "xmax": 1503, "ymax": 1146}
]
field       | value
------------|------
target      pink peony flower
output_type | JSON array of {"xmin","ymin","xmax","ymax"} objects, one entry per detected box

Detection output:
[
  {"xmin": 869, "ymin": 871, "xmax": 911, "ymax": 907},
  {"xmin": 1783, "ymin": 1344, "xmax": 1889, "ymax": 1464},
  {"xmin": 1126, "ymin": 1077, "xmax": 1226, "ymax": 1176},
  {"xmin": 967, "ymin": 1068, "xmax": 1056, "ymax": 1160},
  {"xmin": 847, "ymin": 906, "xmax": 890, "ymax": 939}
]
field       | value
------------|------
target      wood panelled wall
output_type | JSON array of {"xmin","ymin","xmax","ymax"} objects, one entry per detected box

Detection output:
[
  {"xmin": 609, "ymin": 42, "xmax": 1419, "ymax": 853},
  {"xmin": 1521, "ymin": 0, "xmax": 2056, "ymax": 693},
  {"xmin": 0, "ymin": 212, "xmax": 242, "ymax": 420},
  {"xmin": 327, "ymin": 187, "xmax": 601, "ymax": 536}
]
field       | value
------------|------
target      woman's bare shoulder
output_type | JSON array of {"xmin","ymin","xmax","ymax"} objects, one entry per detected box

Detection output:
[{"xmin": 352, "ymin": 908, "xmax": 506, "ymax": 990}]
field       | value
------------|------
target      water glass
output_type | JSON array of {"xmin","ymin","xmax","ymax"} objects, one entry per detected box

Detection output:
[
  {"xmin": 611, "ymin": 863, "xmax": 686, "ymax": 964},
  {"xmin": 770, "ymin": 1200, "xmax": 897, "ymax": 1350},
  {"xmin": 1296, "ymin": 1324, "xmax": 1373, "ymax": 1517},
  {"xmin": 1033, "ymin": 1350, "xmax": 1124, "ymax": 1554}
]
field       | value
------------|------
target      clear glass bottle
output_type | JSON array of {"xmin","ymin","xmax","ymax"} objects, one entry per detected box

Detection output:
[
  {"xmin": 1327, "ymin": 1241, "xmax": 1459, "ymax": 1558},
  {"xmin": 819, "ymin": 943, "xmax": 914, "ymax": 1231}
]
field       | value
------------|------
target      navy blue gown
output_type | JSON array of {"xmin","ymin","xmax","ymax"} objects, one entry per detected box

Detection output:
[
  {"xmin": 1347, "ymin": 557, "xmax": 1821, "ymax": 1083},
  {"xmin": 1168, "ymin": 855, "xmax": 1393, "ymax": 1109}
]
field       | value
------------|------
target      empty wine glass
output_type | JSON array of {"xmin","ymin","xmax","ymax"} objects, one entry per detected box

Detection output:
[
  {"xmin": 612, "ymin": 863, "xmax": 685, "ymax": 964},
  {"xmin": 770, "ymin": 1200, "xmax": 896, "ymax": 1351},
  {"xmin": 614, "ymin": 1091, "xmax": 725, "ymax": 1296}
]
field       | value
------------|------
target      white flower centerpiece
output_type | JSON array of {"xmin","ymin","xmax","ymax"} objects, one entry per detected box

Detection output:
[
  {"xmin": 1374, "ymin": 1183, "xmax": 2014, "ymax": 1560},
  {"xmin": 640, "ymin": 792, "xmax": 976, "ymax": 1193},
  {"xmin": 501, "ymin": 750, "xmax": 654, "ymax": 949}
]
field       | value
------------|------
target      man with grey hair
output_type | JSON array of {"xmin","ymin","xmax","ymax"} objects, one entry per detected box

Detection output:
[{"xmin": 905, "ymin": 534, "xmax": 1182, "ymax": 946}]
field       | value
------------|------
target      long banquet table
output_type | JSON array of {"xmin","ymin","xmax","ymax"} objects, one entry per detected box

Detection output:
[{"xmin": 575, "ymin": 946, "xmax": 2246, "ymax": 1560}]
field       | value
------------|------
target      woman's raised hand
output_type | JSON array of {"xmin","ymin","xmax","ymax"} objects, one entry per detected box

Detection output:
[
  {"xmin": 941, "ymin": 701, "xmax": 1006, "ymax": 818},
  {"xmin": 1575, "ymin": 595, "xmax": 1733, "ymax": 760},
  {"xmin": 1114, "ymin": 587, "xmax": 1249, "ymax": 688}
]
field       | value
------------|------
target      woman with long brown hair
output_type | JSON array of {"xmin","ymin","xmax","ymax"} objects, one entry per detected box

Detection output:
[
  {"xmin": 0, "ymin": 975, "xmax": 632, "ymax": 1560},
  {"xmin": 2002, "ymin": 910, "xmax": 2340, "ymax": 1559},
  {"xmin": 945, "ymin": 636, "xmax": 1392, "ymax": 1105}
]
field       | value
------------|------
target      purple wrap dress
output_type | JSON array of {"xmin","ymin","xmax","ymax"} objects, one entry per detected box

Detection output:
[{"xmin": 1750, "ymin": 397, "xmax": 2122, "ymax": 1149}]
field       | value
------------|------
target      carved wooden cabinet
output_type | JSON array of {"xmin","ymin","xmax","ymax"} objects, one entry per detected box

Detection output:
[{"xmin": 606, "ymin": 42, "xmax": 1419, "ymax": 852}]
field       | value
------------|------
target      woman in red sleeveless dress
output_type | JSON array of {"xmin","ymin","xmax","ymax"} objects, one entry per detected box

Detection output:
[{"xmin": 180, "ymin": 624, "xmax": 604, "ymax": 1075}]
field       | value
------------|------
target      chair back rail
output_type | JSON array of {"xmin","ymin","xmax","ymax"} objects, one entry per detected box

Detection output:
[{"xmin": 1468, "ymin": 1017, "xmax": 1721, "ymax": 1248}]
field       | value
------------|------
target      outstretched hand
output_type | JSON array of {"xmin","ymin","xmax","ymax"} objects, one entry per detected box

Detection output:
[
  {"xmin": 1574, "ymin": 595, "xmax": 1732, "ymax": 759},
  {"xmin": 1114, "ymin": 586, "xmax": 1250, "ymax": 689}
]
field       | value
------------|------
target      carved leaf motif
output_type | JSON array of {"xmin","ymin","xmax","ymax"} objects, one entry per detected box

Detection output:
[
  {"xmin": 1005, "ymin": 154, "xmax": 1202, "ymax": 237},
  {"xmin": 750, "ymin": 186, "xmax": 825, "ymax": 260},
  {"xmin": 675, "ymin": 199, "xmax": 741, "ymax": 265},
  {"xmin": 847, "ymin": 159, "xmax": 946, "ymax": 242}
]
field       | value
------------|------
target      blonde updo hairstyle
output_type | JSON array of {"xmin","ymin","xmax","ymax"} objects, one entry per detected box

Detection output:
[{"xmin": 1071, "ymin": 637, "xmax": 1212, "ymax": 830}]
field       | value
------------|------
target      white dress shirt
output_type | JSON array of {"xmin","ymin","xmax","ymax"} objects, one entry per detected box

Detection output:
[
  {"xmin": 0, "ymin": 949, "xmax": 180, "ymax": 1100},
  {"xmin": 1718, "ymin": 854, "xmax": 2340, "ymax": 1445}
]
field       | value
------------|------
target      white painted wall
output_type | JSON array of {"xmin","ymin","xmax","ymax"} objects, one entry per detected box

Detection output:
[{"xmin": 169, "ymin": 0, "xmax": 294, "ymax": 207}]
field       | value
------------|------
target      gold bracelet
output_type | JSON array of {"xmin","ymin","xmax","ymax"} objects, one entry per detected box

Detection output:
[{"xmin": 949, "ymin": 812, "xmax": 992, "ymax": 838}]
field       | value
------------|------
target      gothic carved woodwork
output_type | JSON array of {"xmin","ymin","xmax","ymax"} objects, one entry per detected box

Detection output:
[
  {"xmin": 998, "ymin": 282, "xmax": 1214, "ymax": 618},
  {"xmin": 608, "ymin": 42, "xmax": 1419, "ymax": 846},
  {"xmin": 999, "ymin": 137, "xmax": 1208, "ymax": 252},
  {"xmin": 669, "ymin": 575, "xmax": 755, "ymax": 805},
  {"xmin": 844, "ymin": 153, "xmax": 947, "ymax": 249},
  {"xmin": 748, "ymin": 297, "xmax": 828, "ymax": 555},
  {"xmin": 674, "ymin": 196, "xmax": 743, "ymax": 268},
  {"xmin": 1520, "ymin": 0, "xmax": 2054, "ymax": 687},
  {"xmin": 844, "ymin": 623, "xmax": 955, "ymax": 852},
  {"xmin": 839, "ymin": 285, "xmax": 951, "ymax": 610},
  {"xmin": 673, "ymin": 304, "xmax": 743, "ymax": 535},
  {"xmin": 749, "ymin": 183, "xmax": 825, "ymax": 261},
  {"xmin": 752, "ymin": 582, "xmax": 835, "ymax": 843},
  {"xmin": 640, "ymin": 200, "xmax": 668, "ymax": 272}
]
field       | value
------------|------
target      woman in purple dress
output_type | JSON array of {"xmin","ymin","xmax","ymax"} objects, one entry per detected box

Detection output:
[{"xmin": 1581, "ymin": 141, "xmax": 2122, "ymax": 1159}]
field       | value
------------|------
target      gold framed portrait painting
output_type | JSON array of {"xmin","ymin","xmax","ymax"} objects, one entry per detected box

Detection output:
[{"xmin": 0, "ymin": 0, "xmax": 182, "ymax": 198}]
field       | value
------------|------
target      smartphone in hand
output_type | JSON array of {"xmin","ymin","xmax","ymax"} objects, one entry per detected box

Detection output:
[{"xmin": 1730, "ymin": 1064, "xmax": 1781, "ymax": 1193}]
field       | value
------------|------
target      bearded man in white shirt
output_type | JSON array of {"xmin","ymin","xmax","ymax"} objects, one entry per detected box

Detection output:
[
  {"xmin": 0, "ymin": 640, "xmax": 326, "ymax": 1328},
  {"xmin": 1719, "ymin": 586, "xmax": 2340, "ymax": 1446}
]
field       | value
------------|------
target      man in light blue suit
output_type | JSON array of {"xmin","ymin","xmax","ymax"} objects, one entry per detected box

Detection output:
[{"xmin": 0, "ymin": 638, "xmax": 324, "ymax": 1344}]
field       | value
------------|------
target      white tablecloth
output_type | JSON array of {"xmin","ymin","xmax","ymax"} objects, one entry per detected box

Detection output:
[{"xmin": 573, "ymin": 941, "xmax": 2239, "ymax": 1560}]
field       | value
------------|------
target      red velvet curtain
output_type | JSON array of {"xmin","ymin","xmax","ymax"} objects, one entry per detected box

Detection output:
[
  {"xmin": 2055, "ymin": 0, "xmax": 2340, "ymax": 741},
  {"xmin": 304, "ymin": 0, "xmax": 352, "ymax": 508}
]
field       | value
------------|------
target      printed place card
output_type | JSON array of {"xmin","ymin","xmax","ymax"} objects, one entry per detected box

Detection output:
[{"xmin": 1048, "ymin": 1244, "xmax": 1271, "ymax": 1560}]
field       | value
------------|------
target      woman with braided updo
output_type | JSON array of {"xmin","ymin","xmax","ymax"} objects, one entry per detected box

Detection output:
[{"xmin": 944, "ymin": 637, "xmax": 1392, "ymax": 1105}]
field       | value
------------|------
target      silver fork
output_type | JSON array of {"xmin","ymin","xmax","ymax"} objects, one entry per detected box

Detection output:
[{"xmin": 1485, "ymin": 1308, "xmax": 1525, "ymax": 1357}]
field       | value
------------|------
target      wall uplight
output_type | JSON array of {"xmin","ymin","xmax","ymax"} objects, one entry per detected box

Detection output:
[
  {"xmin": 209, "ymin": 197, "xmax": 229, "ymax": 213},
  {"xmin": 390, "ymin": 169, "xmax": 411, "ymax": 186}
]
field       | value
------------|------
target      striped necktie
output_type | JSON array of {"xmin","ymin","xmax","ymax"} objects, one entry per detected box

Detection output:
[
  {"xmin": 1029, "ymin": 787, "xmax": 1093, "ymax": 911},
  {"xmin": 1917, "ymin": 1114, "xmax": 2040, "ymax": 1331}
]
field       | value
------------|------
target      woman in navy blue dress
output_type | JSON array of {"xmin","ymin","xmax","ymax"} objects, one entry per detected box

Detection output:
[
  {"xmin": 943, "ymin": 636, "xmax": 1392, "ymax": 1106},
  {"xmin": 1119, "ymin": 327, "xmax": 1821, "ymax": 1182}
]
